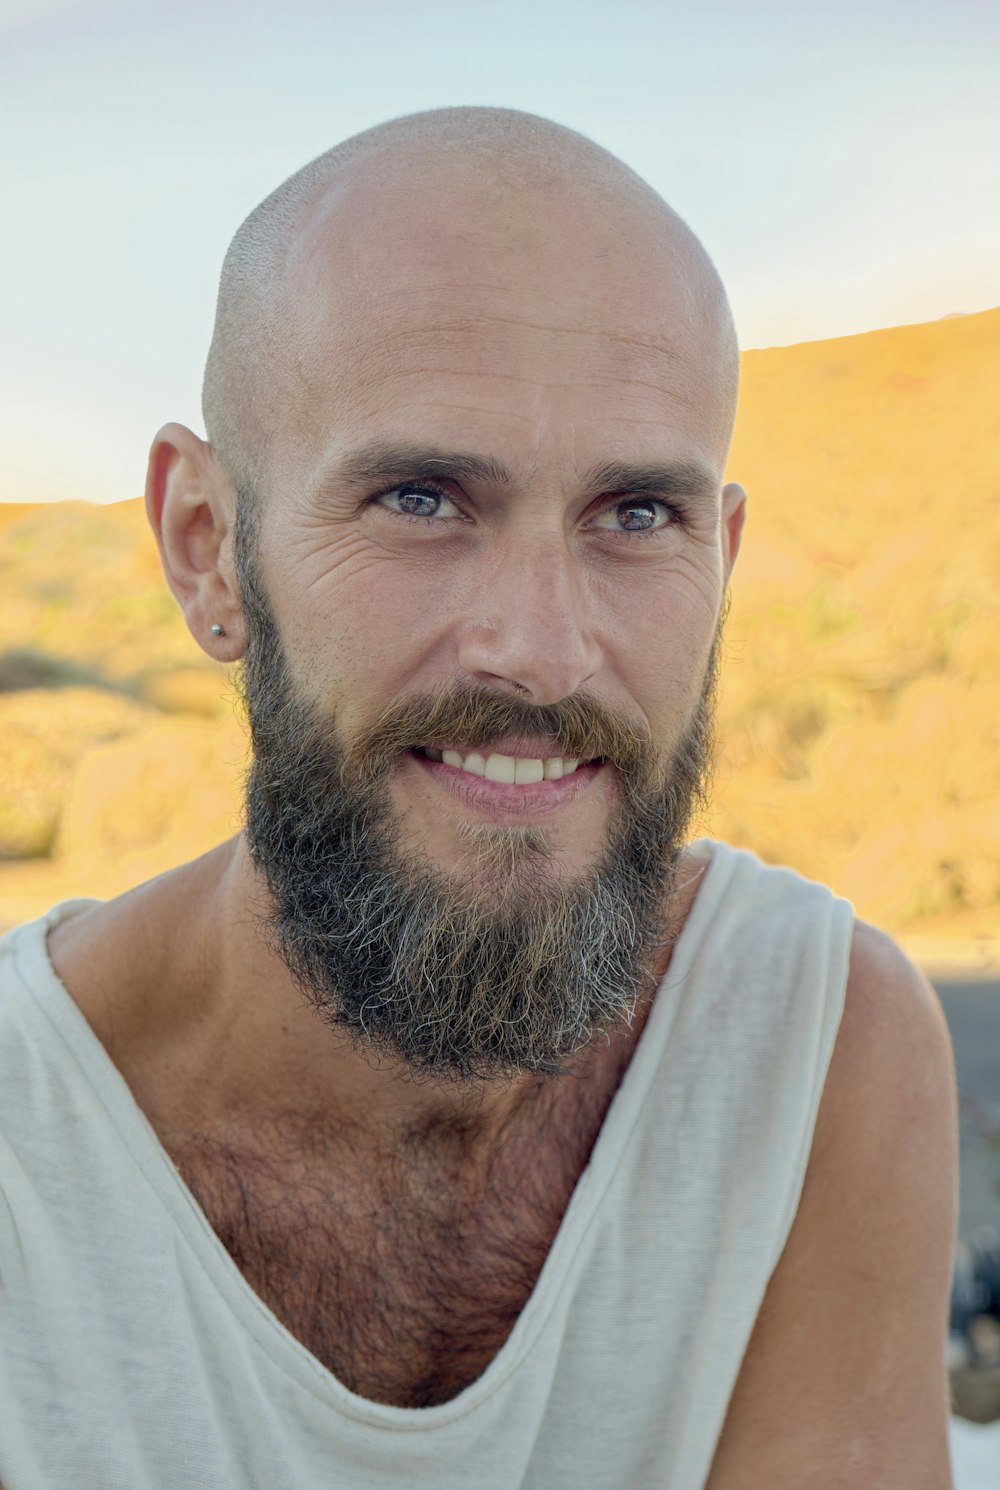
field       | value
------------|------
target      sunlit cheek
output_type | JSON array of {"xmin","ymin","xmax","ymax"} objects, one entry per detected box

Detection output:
[
  {"xmin": 268, "ymin": 553, "xmax": 454, "ymax": 726},
  {"xmin": 610, "ymin": 586, "xmax": 715, "ymax": 711}
]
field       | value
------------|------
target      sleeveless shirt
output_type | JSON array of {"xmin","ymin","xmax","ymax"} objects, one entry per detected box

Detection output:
[{"xmin": 0, "ymin": 840, "xmax": 853, "ymax": 1489}]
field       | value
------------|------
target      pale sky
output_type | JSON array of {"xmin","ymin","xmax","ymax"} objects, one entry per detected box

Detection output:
[{"xmin": 2, "ymin": 0, "xmax": 998, "ymax": 503}]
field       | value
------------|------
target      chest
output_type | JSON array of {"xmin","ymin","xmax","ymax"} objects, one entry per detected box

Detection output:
[{"xmin": 171, "ymin": 1091, "xmax": 608, "ymax": 1409}]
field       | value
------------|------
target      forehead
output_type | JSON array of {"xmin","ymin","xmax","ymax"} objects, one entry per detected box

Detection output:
[{"xmin": 267, "ymin": 162, "xmax": 734, "ymax": 491}]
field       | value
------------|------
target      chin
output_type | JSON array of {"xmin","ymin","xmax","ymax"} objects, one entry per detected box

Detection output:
[{"xmin": 423, "ymin": 818, "xmax": 607, "ymax": 896}]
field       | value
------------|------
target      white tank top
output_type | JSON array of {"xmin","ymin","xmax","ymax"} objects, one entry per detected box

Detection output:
[{"xmin": 0, "ymin": 841, "xmax": 852, "ymax": 1490}]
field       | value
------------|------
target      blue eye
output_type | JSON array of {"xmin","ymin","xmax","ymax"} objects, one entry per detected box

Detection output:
[
  {"xmin": 397, "ymin": 488, "xmax": 441, "ymax": 516},
  {"xmin": 592, "ymin": 499, "xmax": 674, "ymax": 534},
  {"xmin": 375, "ymin": 483, "xmax": 459, "ymax": 519},
  {"xmin": 618, "ymin": 502, "xmax": 658, "ymax": 531}
]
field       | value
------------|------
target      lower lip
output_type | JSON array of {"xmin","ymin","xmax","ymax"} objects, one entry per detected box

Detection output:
[{"xmin": 407, "ymin": 750, "xmax": 605, "ymax": 818}]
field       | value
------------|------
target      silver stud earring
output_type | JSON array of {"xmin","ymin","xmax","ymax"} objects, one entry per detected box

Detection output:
[{"xmin": 210, "ymin": 624, "xmax": 226, "ymax": 637}]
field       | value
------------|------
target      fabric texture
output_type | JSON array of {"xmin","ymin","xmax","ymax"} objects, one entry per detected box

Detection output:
[{"xmin": 0, "ymin": 840, "xmax": 853, "ymax": 1489}]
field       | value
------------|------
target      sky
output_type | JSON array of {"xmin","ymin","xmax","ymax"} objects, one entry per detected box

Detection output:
[{"xmin": 2, "ymin": 0, "xmax": 999, "ymax": 503}]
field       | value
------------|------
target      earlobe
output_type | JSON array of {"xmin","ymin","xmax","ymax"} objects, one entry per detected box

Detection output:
[
  {"xmin": 145, "ymin": 423, "xmax": 246, "ymax": 661},
  {"xmin": 720, "ymin": 482, "xmax": 747, "ymax": 576}
]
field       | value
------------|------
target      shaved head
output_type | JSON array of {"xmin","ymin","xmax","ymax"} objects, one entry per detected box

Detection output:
[
  {"xmin": 202, "ymin": 106, "xmax": 739, "ymax": 499},
  {"xmin": 181, "ymin": 107, "xmax": 747, "ymax": 1080}
]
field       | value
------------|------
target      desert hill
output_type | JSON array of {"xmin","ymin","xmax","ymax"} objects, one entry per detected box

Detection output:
[{"xmin": 1, "ymin": 306, "xmax": 999, "ymax": 943}]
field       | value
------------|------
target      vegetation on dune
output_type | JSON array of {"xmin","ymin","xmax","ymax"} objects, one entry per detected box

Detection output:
[
  {"xmin": 1, "ymin": 307, "xmax": 998, "ymax": 936},
  {"xmin": 713, "ymin": 306, "xmax": 1000, "ymax": 931}
]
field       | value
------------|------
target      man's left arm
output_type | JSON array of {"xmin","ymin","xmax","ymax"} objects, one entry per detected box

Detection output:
[{"xmin": 706, "ymin": 920, "xmax": 959, "ymax": 1489}]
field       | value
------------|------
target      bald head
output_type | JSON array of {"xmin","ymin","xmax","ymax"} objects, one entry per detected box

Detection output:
[{"xmin": 202, "ymin": 107, "xmax": 738, "ymax": 499}]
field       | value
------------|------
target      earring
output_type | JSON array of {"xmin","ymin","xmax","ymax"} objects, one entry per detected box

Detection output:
[{"xmin": 210, "ymin": 624, "xmax": 226, "ymax": 637}]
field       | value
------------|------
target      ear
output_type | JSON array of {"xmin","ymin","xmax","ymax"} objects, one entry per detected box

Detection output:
[
  {"xmin": 145, "ymin": 423, "xmax": 246, "ymax": 661},
  {"xmin": 720, "ymin": 481, "xmax": 747, "ymax": 580}
]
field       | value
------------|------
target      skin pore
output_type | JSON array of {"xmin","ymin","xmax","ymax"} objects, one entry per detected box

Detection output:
[{"xmin": 50, "ymin": 109, "xmax": 745, "ymax": 1162}]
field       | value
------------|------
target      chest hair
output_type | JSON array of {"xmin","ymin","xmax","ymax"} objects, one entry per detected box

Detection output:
[{"xmin": 169, "ymin": 1064, "xmax": 623, "ymax": 1408}]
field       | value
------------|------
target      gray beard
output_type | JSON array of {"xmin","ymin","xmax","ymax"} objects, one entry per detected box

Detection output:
[{"xmin": 235, "ymin": 509, "xmax": 720, "ymax": 1083}]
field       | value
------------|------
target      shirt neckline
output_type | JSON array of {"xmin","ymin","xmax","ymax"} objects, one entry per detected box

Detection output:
[{"xmin": 9, "ymin": 837, "xmax": 738, "ymax": 1431}]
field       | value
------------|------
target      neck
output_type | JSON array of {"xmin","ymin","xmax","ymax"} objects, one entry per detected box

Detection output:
[{"xmin": 51, "ymin": 833, "xmax": 701, "ymax": 1163}]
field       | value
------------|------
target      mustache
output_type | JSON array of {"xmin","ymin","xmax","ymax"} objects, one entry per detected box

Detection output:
[{"xmin": 346, "ymin": 683, "xmax": 658, "ymax": 790}]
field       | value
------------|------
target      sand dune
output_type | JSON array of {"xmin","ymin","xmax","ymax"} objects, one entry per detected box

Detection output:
[{"xmin": 1, "ymin": 307, "xmax": 998, "ymax": 943}]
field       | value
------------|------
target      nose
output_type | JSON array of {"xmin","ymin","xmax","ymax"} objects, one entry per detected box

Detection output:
[{"xmin": 456, "ymin": 534, "xmax": 603, "ymax": 704}]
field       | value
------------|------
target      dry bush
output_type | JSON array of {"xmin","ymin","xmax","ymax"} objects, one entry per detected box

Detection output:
[{"xmin": 3, "ymin": 308, "xmax": 999, "ymax": 934}]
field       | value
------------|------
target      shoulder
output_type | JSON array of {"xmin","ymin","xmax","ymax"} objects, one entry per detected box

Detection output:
[
  {"xmin": 706, "ymin": 920, "xmax": 958, "ymax": 1488},
  {"xmin": 839, "ymin": 915, "xmax": 954, "ymax": 1076},
  {"xmin": 820, "ymin": 920, "xmax": 956, "ymax": 1168},
  {"xmin": 843, "ymin": 916, "xmax": 951, "ymax": 1052},
  {"xmin": 804, "ymin": 918, "xmax": 957, "ymax": 1306}
]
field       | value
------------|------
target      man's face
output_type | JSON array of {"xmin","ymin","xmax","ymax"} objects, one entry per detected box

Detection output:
[
  {"xmin": 232, "ymin": 158, "xmax": 744, "ymax": 1078},
  {"xmin": 249, "ymin": 163, "xmax": 741, "ymax": 872},
  {"xmin": 236, "ymin": 558, "xmax": 721, "ymax": 1080}
]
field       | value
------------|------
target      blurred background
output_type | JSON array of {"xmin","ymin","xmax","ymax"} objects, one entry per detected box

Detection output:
[{"xmin": 2, "ymin": 0, "xmax": 999, "ymax": 1454}]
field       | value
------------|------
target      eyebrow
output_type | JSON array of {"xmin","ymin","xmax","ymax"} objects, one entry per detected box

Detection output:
[
  {"xmin": 325, "ymin": 440, "xmax": 718, "ymax": 504},
  {"xmin": 331, "ymin": 442, "xmax": 513, "ymax": 493},
  {"xmin": 584, "ymin": 459, "xmax": 719, "ymax": 503}
]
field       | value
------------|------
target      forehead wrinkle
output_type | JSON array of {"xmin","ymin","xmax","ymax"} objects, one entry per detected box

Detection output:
[
  {"xmin": 203, "ymin": 108, "xmax": 740, "ymax": 494},
  {"xmin": 297, "ymin": 319, "xmax": 723, "ymax": 453},
  {"xmin": 293, "ymin": 263, "xmax": 712, "ymax": 360},
  {"xmin": 335, "ymin": 307, "xmax": 703, "ymax": 365}
]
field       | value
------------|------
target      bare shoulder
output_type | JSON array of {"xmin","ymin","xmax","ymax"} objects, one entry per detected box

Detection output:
[
  {"xmin": 706, "ymin": 919, "xmax": 958, "ymax": 1490},
  {"xmin": 830, "ymin": 920, "xmax": 955, "ymax": 1119}
]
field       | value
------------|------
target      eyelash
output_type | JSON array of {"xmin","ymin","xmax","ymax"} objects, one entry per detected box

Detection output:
[
  {"xmin": 599, "ymin": 499, "xmax": 686, "ymax": 540},
  {"xmin": 371, "ymin": 481, "xmax": 684, "ymax": 538},
  {"xmin": 372, "ymin": 481, "xmax": 463, "ymax": 526}
]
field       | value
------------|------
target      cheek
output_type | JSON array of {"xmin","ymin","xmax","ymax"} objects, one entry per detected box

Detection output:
[
  {"xmin": 266, "ymin": 542, "xmax": 455, "ymax": 716},
  {"xmin": 602, "ymin": 567, "xmax": 722, "ymax": 720}
]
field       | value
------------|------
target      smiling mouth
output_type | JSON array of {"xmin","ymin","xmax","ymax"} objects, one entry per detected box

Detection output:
[{"xmin": 414, "ymin": 745, "xmax": 601, "ymax": 785}]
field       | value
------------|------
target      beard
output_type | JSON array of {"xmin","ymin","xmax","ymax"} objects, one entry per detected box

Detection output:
[{"xmin": 234, "ymin": 506, "xmax": 721, "ymax": 1084}]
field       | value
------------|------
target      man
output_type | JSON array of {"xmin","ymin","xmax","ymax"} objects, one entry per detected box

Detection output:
[{"xmin": 0, "ymin": 108, "xmax": 956, "ymax": 1487}]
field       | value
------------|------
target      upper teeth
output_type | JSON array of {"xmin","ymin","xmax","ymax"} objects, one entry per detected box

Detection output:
[{"xmin": 423, "ymin": 748, "xmax": 581, "ymax": 784}]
